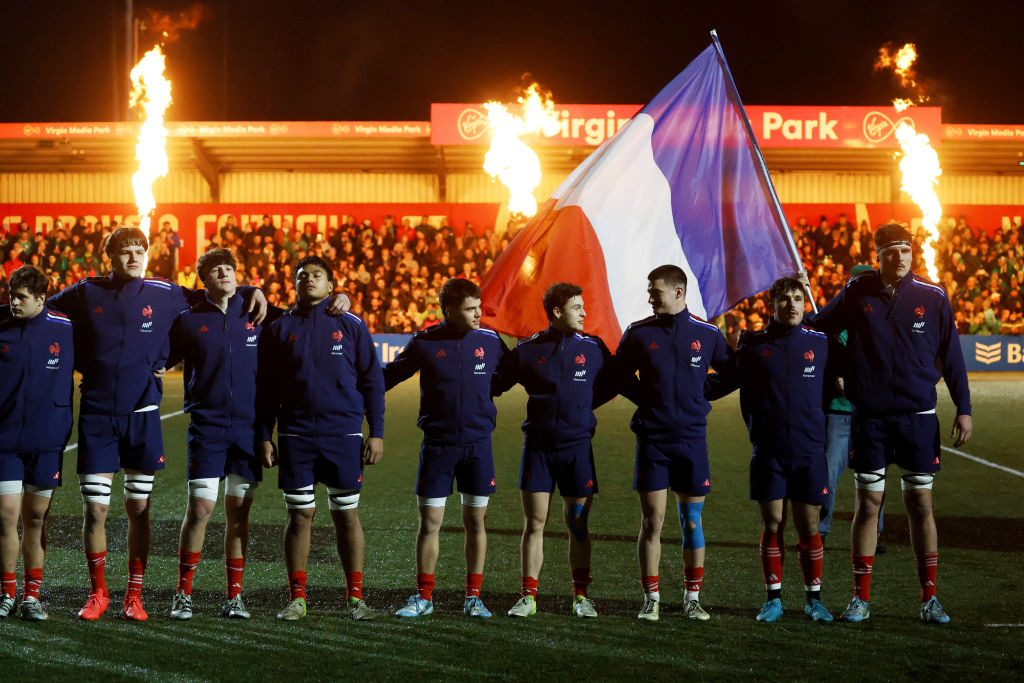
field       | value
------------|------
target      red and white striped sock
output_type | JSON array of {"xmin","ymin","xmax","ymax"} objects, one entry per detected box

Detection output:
[
  {"xmin": 915, "ymin": 552, "xmax": 938, "ymax": 602},
  {"xmin": 226, "ymin": 557, "xmax": 245, "ymax": 599},
  {"xmin": 288, "ymin": 570, "xmax": 307, "ymax": 601},
  {"xmin": 417, "ymin": 573, "xmax": 435, "ymax": 601},
  {"xmin": 683, "ymin": 567, "xmax": 704, "ymax": 602},
  {"xmin": 176, "ymin": 550, "xmax": 201, "ymax": 595},
  {"xmin": 852, "ymin": 554, "xmax": 874, "ymax": 601},
  {"xmin": 641, "ymin": 575, "xmax": 660, "ymax": 600},
  {"xmin": 85, "ymin": 551, "xmax": 108, "ymax": 597},
  {"xmin": 521, "ymin": 575, "xmax": 538, "ymax": 599},
  {"xmin": 571, "ymin": 567, "xmax": 591, "ymax": 598},
  {"xmin": 23, "ymin": 568, "xmax": 43, "ymax": 600},
  {"xmin": 126, "ymin": 558, "xmax": 146, "ymax": 598},
  {"xmin": 1, "ymin": 572, "xmax": 15, "ymax": 599},
  {"xmin": 346, "ymin": 571, "xmax": 363, "ymax": 601},
  {"xmin": 760, "ymin": 530, "xmax": 784, "ymax": 592},
  {"xmin": 797, "ymin": 533, "xmax": 824, "ymax": 596},
  {"xmin": 465, "ymin": 573, "xmax": 483, "ymax": 598}
]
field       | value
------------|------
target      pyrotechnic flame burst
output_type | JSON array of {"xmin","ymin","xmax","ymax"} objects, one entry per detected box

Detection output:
[
  {"xmin": 876, "ymin": 42, "xmax": 941, "ymax": 280},
  {"xmin": 483, "ymin": 83, "xmax": 561, "ymax": 217},
  {"xmin": 129, "ymin": 45, "xmax": 172, "ymax": 234}
]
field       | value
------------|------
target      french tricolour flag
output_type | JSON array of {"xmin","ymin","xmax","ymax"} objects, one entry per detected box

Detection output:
[{"xmin": 481, "ymin": 41, "xmax": 799, "ymax": 350}]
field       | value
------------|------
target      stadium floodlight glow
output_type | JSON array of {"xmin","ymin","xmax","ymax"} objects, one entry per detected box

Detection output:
[{"xmin": 129, "ymin": 45, "xmax": 172, "ymax": 234}]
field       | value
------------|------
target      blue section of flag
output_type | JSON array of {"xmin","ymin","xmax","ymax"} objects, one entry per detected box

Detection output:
[{"xmin": 642, "ymin": 44, "xmax": 796, "ymax": 318}]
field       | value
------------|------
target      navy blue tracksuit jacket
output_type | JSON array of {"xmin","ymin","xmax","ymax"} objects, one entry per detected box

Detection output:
[
  {"xmin": 808, "ymin": 270, "xmax": 971, "ymax": 417},
  {"xmin": 492, "ymin": 327, "xmax": 614, "ymax": 447},
  {"xmin": 706, "ymin": 321, "xmax": 831, "ymax": 458},
  {"xmin": 614, "ymin": 308, "xmax": 730, "ymax": 441},
  {"xmin": 256, "ymin": 301, "xmax": 384, "ymax": 441},
  {"xmin": 0, "ymin": 307, "xmax": 75, "ymax": 453},
  {"xmin": 383, "ymin": 321, "xmax": 507, "ymax": 445}
]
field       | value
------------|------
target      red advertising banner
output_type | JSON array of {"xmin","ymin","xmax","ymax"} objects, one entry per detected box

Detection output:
[
  {"xmin": 430, "ymin": 104, "xmax": 944, "ymax": 149},
  {"xmin": 0, "ymin": 121, "xmax": 430, "ymax": 140},
  {"xmin": 942, "ymin": 124, "xmax": 1024, "ymax": 141}
]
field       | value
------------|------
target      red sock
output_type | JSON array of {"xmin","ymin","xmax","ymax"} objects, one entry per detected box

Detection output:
[
  {"xmin": 1, "ymin": 572, "xmax": 15, "ymax": 599},
  {"xmin": 571, "ymin": 568, "xmax": 591, "ymax": 598},
  {"xmin": 126, "ymin": 558, "xmax": 146, "ymax": 598},
  {"xmin": 85, "ymin": 551, "xmax": 108, "ymax": 597},
  {"xmin": 521, "ymin": 575, "xmax": 538, "ymax": 599},
  {"xmin": 641, "ymin": 575, "xmax": 659, "ymax": 595},
  {"xmin": 796, "ymin": 533, "xmax": 824, "ymax": 592},
  {"xmin": 176, "ymin": 550, "xmax": 201, "ymax": 595},
  {"xmin": 852, "ymin": 554, "xmax": 874, "ymax": 601},
  {"xmin": 23, "ymin": 568, "xmax": 43, "ymax": 600},
  {"xmin": 346, "ymin": 571, "xmax": 363, "ymax": 601},
  {"xmin": 684, "ymin": 566, "xmax": 704, "ymax": 594},
  {"xmin": 417, "ymin": 573, "xmax": 435, "ymax": 601},
  {"xmin": 226, "ymin": 557, "xmax": 245, "ymax": 599},
  {"xmin": 915, "ymin": 552, "xmax": 938, "ymax": 602},
  {"xmin": 759, "ymin": 531, "xmax": 784, "ymax": 590},
  {"xmin": 465, "ymin": 573, "xmax": 483, "ymax": 598},
  {"xmin": 288, "ymin": 570, "xmax": 307, "ymax": 601}
]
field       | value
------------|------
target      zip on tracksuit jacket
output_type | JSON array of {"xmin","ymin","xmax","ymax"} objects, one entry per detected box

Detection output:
[
  {"xmin": 706, "ymin": 320, "xmax": 831, "ymax": 458},
  {"xmin": 492, "ymin": 326, "xmax": 615, "ymax": 448},
  {"xmin": 807, "ymin": 269, "xmax": 971, "ymax": 417},
  {"xmin": 256, "ymin": 300, "xmax": 384, "ymax": 442},
  {"xmin": 0, "ymin": 306, "xmax": 75, "ymax": 453},
  {"xmin": 383, "ymin": 321, "xmax": 507, "ymax": 445},
  {"xmin": 614, "ymin": 308, "xmax": 729, "ymax": 442}
]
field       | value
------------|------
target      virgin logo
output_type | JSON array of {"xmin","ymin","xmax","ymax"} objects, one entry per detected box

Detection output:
[
  {"xmin": 458, "ymin": 108, "xmax": 489, "ymax": 141},
  {"xmin": 863, "ymin": 111, "xmax": 915, "ymax": 143}
]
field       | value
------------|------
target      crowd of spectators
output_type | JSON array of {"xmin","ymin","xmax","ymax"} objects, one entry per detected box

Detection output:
[{"xmin": 3, "ymin": 209, "xmax": 1022, "ymax": 336}]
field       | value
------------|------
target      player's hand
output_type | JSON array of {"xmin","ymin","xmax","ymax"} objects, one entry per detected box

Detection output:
[
  {"xmin": 152, "ymin": 367, "xmax": 167, "ymax": 379},
  {"xmin": 951, "ymin": 414, "xmax": 972, "ymax": 447},
  {"xmin": 362, "ymin": 437, "xmax": 383, "ymax": 465},
  {"xmin": 326, "ymin": 292, "xmax": 352, "ymax": 316},
  {"xmin": 260, "ymin": 440, "xmax": 278, "ymax": 468},
  {"xmin": 247, "ymin": 289, "xmax": 269, "ymax": 324},
  {"xmin": 834, "ymin": 377, "xmax": 845, "ymax": 394}
]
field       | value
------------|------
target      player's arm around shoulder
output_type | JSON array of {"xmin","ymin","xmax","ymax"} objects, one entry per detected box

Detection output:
[
  {"xmin": 348, "ymin": 312, "xmax": 386, "ymax": 462},
  {"xmin": 383, "ymin": 328, "xmax": 423, "ymax": 390}
]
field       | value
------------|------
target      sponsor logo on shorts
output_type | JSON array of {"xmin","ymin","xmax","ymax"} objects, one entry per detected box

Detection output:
[
  {"xmin": 934, "ymin": 456, "xmax": 940, "ymax": 464},
  {"xmin": 53, "ymin": 472, "xmax": 60, "ymax": 480},
  {"xmin": 436, "ymin": 349, "xmax": 446, "ymax": 358},
  {"xmin": 702, "ymin": 478, "xmax": 710, "ymax": 487},
  {"xmin": 536, "ymin": 356, "xmax": 546, "ymax": 364},
  {"xmin": 760, "ymin": 349, "xmax": 771, "ymax": 357},
  {"xmin": 358, "ymin": 474, "xmax": 363, "ymax": 483},
  {"xmin": 92, "ymin": 305, "xmax": 103, "ymax": 314},
  {"xmin": 490, "ymin": 478, "xmax": 496, "ymax": 486},
  {"xmin": 648, "ymin": 342, "xmax": 658, "ymax": 351},
  {"xmin": 158, "ymin": 455, "xmax": 165, "ymax": 463},
  {"xmin": 821, "ymin": 487, "xmax": 828, "ymax": 495},
  {"xmin": 585, "ymin": 479, "xmax": 593, "ymax": 488},
  {"xmin": 287, "ymin": 334, "xmax": 298, "ymax": 342},
  {"xmin": 974, "ymin": 341, "xmax": 1000, "ymax": 364},
  {"xmin": 691, "ymin": 340, "xmax": 701, "ymax": 351},
  {"xmin": 198, "ymin": 325, "xmax": 209, "ymax": 334},
  {"xmin": 474, "ymin": 346, "xmax": 485, "ymax": 359},
  {"xmin": 863, "ymin": 303, "xmax": 873, "ymax": 312},
  {"xmin": 0, "ymin": 345, "xmax": 8, "ymax": 353}
]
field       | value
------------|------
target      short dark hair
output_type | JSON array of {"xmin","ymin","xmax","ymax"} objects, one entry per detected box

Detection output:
[
  {"xmin": 874, "ymin": 222, "xmax": 913, "ymax": 250},
  {"xmin": 647, "ymin": 264, "xmax": 687, "ymax": 289},
  {"xmin": 196, "ymin": 248, "xmax": 236, "ymax": 283},
  {"xmin": 103, "ymin": 226, "xmax": 148, "ymax": 257},
  {"xmin": 9, "ymin": 265, "xmax": 49, "ymax": 297},
  {"xmin": 542, "ymin": 282, "xmax": 583, "ymax": 321},
  {"xmin": 439, "ymin": 278, "xmax": 481, "ymax": 317},
  {"xmin": 769, "ymin": 276, "xmax": 804, "ymax": 302},
  {"xmin": 295, "ymin": 255, "xmax": 333, "ymax": 283}
]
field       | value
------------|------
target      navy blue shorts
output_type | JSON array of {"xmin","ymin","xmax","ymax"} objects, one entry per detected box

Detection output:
[
  {"xmin": 77, "ymin": 412, "xmax": 165, "ymax": 475},
  {"xmin": 519, "ymin": 441, "xmax": 597, "ymax": 498},
  {"xmin": 278, "ymin": 433, "xmax": 364, "ymax": 491},
  {"xmin": 634, "ymin": 437, "xmax": 711, "ymax": 495},
  {"xmin": 749, "ymin": 452, "xmax": 828, "ymax": 505},
  {"xmin": 417, "ymin": 440, "xmax": 496, "ymax": 498},
  {"xmin": 851, "ymin": 412, "xmax": 941, "ymax": 474},
  {"xmin": 187, "ymin": 424, "xmax": 262, "ymax": 483},
  {"xmin": 0, "ymin": 451, "xmax": 63, "ymax": 488}
]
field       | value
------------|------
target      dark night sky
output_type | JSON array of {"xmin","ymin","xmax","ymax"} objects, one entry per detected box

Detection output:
[{"xmin": 3, "ymin": 0, "xmax": 1023, "ymax": 124}]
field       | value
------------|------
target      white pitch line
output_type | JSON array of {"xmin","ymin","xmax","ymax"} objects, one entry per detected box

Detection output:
[
  {"xmin": 941, "ymin": 445, "xmax": 1024, "ymax": 479},
  {"xmin": 984, "ymin": 623, "xmax": 1024, "ymax": 627},
  {"xmin": 62, "ymin": 410, "xmax": 186, "ymax": 453}
]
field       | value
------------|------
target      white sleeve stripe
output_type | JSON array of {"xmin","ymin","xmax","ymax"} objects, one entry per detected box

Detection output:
[
  {"xmin": 910, "ymin": 277, "xmax": 946, "ymax": 296},
  {"xmin": 689, "ymin": 316, "xmax": 720, "ymax": 332}
]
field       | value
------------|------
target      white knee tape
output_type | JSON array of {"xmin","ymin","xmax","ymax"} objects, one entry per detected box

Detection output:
[
  {"xmin": 417, "ymin": 495, "xmax": 447, "ymax": 508},
  {"xmin": 188, "ymin": 477, "xmax": 220, "ymax": 502},
  {"xmin": 853, "ymin": 468, "xmax": 887, "ymax": 492},
  {"xmin": 80, "ymin": 474, "xmax": 112, "ymax": 505},
  {"xmin": 0, "ymin": 481, "xmax": 22, "ymax": 496},
  {"xmin": 900, "ymin": 469, "xmax": 935, "ymax": 491},
  {"xmin": 23, "ymin": 484, "xmax": 54, "ymax": 499},
  {"xmin": 225, "ymin": 474, "xmax": 259, "ymax": 499},
  {"xmin": 284, "ymin": 485, "xmax": 316, "ymax": 510},
  {"xmin": 328, "ymin": 488, "xmax": 359, "ymax": 511},
  {"xmin": 124, "ymin": 473, "xmax": 155, "ymax": 500},
  {"xmin": 460, "ymin": 493, "xmax": 489, "ymax": 508}
]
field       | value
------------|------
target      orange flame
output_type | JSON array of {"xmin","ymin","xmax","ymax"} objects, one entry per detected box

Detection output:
[
  {"xmin": 483, "ymin": 83, "xmax": 561, "ymax": 217},
  {"xmin": 875, "ymin": 42, "xmax": 928, "ymax": 105},
  {"xmin": 129, "ymin": 45, "xmax": 172, "ymax": 234},
  {"xmin": 143, "ymin": 3, "xmax": 210, "ymax": 43}
]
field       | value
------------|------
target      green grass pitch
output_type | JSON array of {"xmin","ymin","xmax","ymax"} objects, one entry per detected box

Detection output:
[{"xmin": 5, "ymin": 374, "xmax": 1023, "ymax": 681}]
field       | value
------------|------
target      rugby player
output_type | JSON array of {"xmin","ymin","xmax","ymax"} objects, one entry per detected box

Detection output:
[
  {"xmin": 491, "ymin": 283, "xmax": 618, "ymax": 618},
  {"xmin": 47, "ymin": 227, "xmax": 268, "ymax": 621},
  {"xmin": 707, "ymin": 277, "xmax": 833, "ymax": 623},
  {"xmin": 0, "ymin": 266, "xmax": 74, "ymax": 621},
  {"xmin": 809, "ymin": 222, "xmax": 972, "ymax": 624},
  {"xmin": 613, "ymin": 265, "xmax": 729, "ymax": 621},
  {"xmin": 256, "ymin": 255, "xmax": 384, "ymax": 621},
  {"xmin": 165, "ymin": 249, "xmax": 281, "ymax": 620},
  {"xmin": 383, "ymin": 278, "xmax": 507, "ymax": 619}
]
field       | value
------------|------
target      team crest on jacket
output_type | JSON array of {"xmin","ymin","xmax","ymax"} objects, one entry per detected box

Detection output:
[
  {"xmin": 140, "ymin": 305, "xmax": 154, "ymax": 333},
  {"xmin": 474, "ymin": 347, "xmax": 485, "ymax": 359},
  {"xmin": 575, "ymin": 353, "xmax": 586, "ymax": 365},
  {"xmin": 331, "ymin": 330, "xmax": 344, "ymax": 356},
  {"xmin": 49, "ymin": 342, "xmax": 60, "ymax": 355},
  {"xmin": 914, "ymin": 305, "xmax": 925, "ymax": 318},
  {"xmin": 691, "ymin": 340, "xmax": 701, "ymax": 351},
  {"xmin": 142, "ymin": 305, "xmax": 153, "ymax": 318},
  {"xmin": 804, "ymin": 349, "xmax": 815, "ymax": 362},
  {"xmin": 198, "ymin": 325, "xmax": 209, "ymax": 334},
  {"xmin": 332, "ymin": 330, "xmax": 344, "ymax": 341},
  {"xmin": 245, "ymin": 322, "xmax": 256, "ymax": 330}
]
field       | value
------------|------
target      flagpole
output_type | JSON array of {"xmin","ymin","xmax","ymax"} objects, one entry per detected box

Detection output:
[{"xmin": 709, "ymin": 29, "xmax": 817, "ymax": 312}]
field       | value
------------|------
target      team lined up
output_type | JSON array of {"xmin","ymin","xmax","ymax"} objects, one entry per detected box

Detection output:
[{"xmin": 0, "ymin": 221, "xmax": 970, "ymax": 625}]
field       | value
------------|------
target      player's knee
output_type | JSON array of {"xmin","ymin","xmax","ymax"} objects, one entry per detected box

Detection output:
[
  {"xmin": 525, "ymin": 513, "xmax": 547, "ymax": 534},
  {"xmin": 678, "ymin": 501, "xmax": 705, "ymax": 550},
  {"xmin": 853, "ymin": 468, "xmax": 886, "ymax": 492},
  {"xmin": 187, "ymin": 477, "xmax": 220, "ymax": 504},
  {"xmin": 641, "ymin": 512, "xmax": 664, "ymax": 535},
  {"xmin": 80, "ymin": 474, "xmax": 112, "ymax": 507},
  {"xmin": 567, "ymin": 502, "xmax": 589, "ymax": 543},
  {"xmin": 124, "ymin": 473, "xmax": 155, "ymax": 501},
  {"xmin": 283, "ymin": 485, "xmax": 316, "ymax": 510},
  {"xmin": 900, "ymin": 470, "xmax": 935, "ymax": 492},
  {"xmin": 327, "ymin": 488, "xmax": 359, "ymax": 511},
  {"xmin": 224, "ymin": 474, "xmax": 258, "ymax": 500}
]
